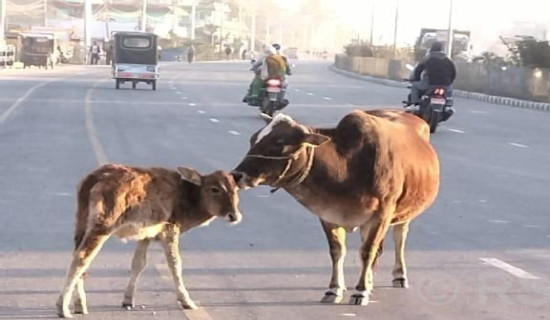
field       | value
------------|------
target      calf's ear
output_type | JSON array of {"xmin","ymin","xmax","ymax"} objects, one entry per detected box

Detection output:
[
  {"xmin": 303, "ymin": 133, "xmax": 331, "ymax": 147},
  {"xmin": 177, "ymin": 167, "xmax": 202, "ymax": 186}
]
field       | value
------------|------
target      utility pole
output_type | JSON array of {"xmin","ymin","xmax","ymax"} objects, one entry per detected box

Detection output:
[
  {"xmin": 369, "ymin": 0, "xmax": 375, "ymax": 45},
  {"xmin": 446, "ymin": 0, "xmax": 454, "ymax": 56},
  {"xmin": 44, "ymin": 0, "xmax": 48, "ymax": 28},
  {"xmin": 0, "ymin": 0, "xmax": 6, "ymax": 44},
  {"xmin": 191, "ymin": 0, "xmax": 196, "ymax": 40},
  {"xmin": 84, "ymin": 0, "xmax": 92, "ymax": 48},
  {"xmin": 250, "ymin": 12, "xmax": 256, "ymax": 52},
  {"xmin": 141, "ymin": 0, "xmax": 147, "ymax": 32},
  {"xmin": 392, "ymin": 0, "xmax": 399, "ymax": 57}
]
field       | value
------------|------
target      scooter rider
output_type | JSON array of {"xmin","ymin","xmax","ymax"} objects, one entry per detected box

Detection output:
[{"xmin": 408, "ymin": 41, "xmax": 456, "ymax": 109}]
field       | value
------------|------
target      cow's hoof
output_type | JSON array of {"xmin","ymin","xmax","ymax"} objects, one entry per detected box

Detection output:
[
  {"xmin": 321, "ymin": 291, "xmax": 343, "ymax": 304},
  {"xmin": 56, "ymin": 305, "xmax": 73, "ymax": 318},
  {"xmin": 349, "ymin": 293, "xmax": 370, "ymax": 306},
  {"xmin": 179, "ymin": 300, "xmax": 199, "ymax": 310},
  {"xmin": 392, "ymin": 278, "xmax": 409, "ymax": 288}
]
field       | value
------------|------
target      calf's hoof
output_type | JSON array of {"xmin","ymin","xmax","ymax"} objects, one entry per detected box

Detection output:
[
  {"xmin": 392, "ymin": 278, "xmax": 409, "ymax": 288},
  {"xmin": 122, "ymin": 301, "xmax": 135, "ymax": 311},
  {"xmin": 320, "ymin": 291, "xmax": 344, "ymax": 304},
  {"xmin": 73, "ymin": 306, "xmax": 88, "ymax": 315},
  {"xmin": 55, "ymin": 304, "xmax": 73, "ymax": 318},
  {"xmin": 349, "ymin": 293, "xmax": 370, "ymax": 306},
  {"xmin": 179, "ymin": 300, "xmax": 199, "ymax": 310}
]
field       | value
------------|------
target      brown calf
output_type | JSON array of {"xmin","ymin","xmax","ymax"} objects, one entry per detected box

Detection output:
[{"xmin": 56, "ymin": 164, "xmax": 242, "ymax": 318}]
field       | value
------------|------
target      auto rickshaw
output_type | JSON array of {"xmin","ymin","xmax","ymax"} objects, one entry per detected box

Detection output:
[
  {"xmin": 112, "ymin": 32, "xmax": 159, "ymax": 90},
  {"xmin": 20, "ymin": 33, "xmax": 57, "ymax": 69}
]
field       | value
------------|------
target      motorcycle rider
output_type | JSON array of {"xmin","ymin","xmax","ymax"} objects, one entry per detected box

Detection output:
[
  {"xmin": 243, "ymin": 45, "xmax": 286, "ymax": 106},
  {"xmin": 272, "ymin": 43, "xmax": 292, "ymax": 76},
  {"xmin": 407, "ymin": 41, "xmax": 456, "ymax": 118}
]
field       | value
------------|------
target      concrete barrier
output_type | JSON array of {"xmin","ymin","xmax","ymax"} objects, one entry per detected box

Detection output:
[{"xmin": 332, "ymin": 54, "xmax": 550, "ymax": 112}]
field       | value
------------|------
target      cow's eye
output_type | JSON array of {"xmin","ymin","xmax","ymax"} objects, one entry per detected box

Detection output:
[{"xmin": 210, "ymin": 187, "xmax": 221, "ymax": 194}]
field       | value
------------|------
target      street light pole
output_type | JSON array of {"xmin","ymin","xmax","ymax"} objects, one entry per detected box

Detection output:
[
  {"xmin": 250, "ymin": 11, "xmax": 256, "ymax": 52},
  {"xmin": 392, "ymin": 0, "xmax": 399, "ymax": 57},
  {"xmin": 0, "ymin": 0, "xmax": 6, "ymax": 44},
  {"xmin": 44, "ymin": 0, "xmax": 48, "ymax": 28},
  {"xmin": 141, "ymin": 0, "xmax": 147, "ymax": 32},
  {"xmin": 446, "ymin": 0, "xmax": 454, "ymax": 56},
  {"xmin": 369, "ymin": 0, "xmax": 375, "ymax": 45},
  {"xmin": 191, "ymin": 0, "xmax": 196, "ymax": 40}
]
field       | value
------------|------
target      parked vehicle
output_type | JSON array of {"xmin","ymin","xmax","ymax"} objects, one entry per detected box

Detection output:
[
  {"xmin": 112, "ymin": 32, "xmax": 159, "ymax": 90},
  {"xmin": 20, "ymin": 33, "xmax": 57, "ymax": 69}
]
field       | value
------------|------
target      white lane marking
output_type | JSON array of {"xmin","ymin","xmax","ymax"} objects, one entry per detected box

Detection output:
[
  {"xmin": 470, "ymin": 110, "xmax": 488, "ymax": 114},
  {"xmin": 307, "ymin": 92, "xmax": 315, "ymax": 96},
  {"xmin": 448, "ymin": 128, "xmax": 466, "ymax": 133},
  {"xmin": 323, "ymin": 97, "xmax": 333, "ymax": 100},
  {"xmin": 176, "ymin": 91, "xmax": 182, "ymax": 95},
  {"xmin": 256, "ymin": 195, "xmax": 270, "ymax": 198},
  {"xmin": 155, "ymin": 264, "xmax": 214, "ymax": 320},
  {"xmin": 228, "ymin": 130, "xmax": 241, "ymax": 135},
  {"xmin": 480, "ymin": 258, "xmax": 540, "ymax": 279},
  {"xmin": 0, "ymin": 80, "xmax": 54, "ymax": 124},
  {"xmin": 184, "ymin": 308, "xmax": 215, "ymax": 320},
  {"xmin": 85, "ymin": 80, "xmax": 109, "ymax": 166},
  {"xmin": 182, "ymin": 97, "xmax": 188, "ymax": 100},
  {"xmin": 198, "ymin": 110, "xmax": 205, "ymax": 114},
  {"xmin": 340, "ymin": 314, "xmax": 357, "ymax": 317},
  {"xmin": 478, "ymin": 199, "xmax": 487, "ymax": 203},
  {"xmin": 509, "ymin": 142, "xmax": 529, "ymax": 148},
  {"xmin": 209, "ymin": 118, "xmax": 220, "ymax": 123},
  {"xmin": 54, "ymin": 192, "xmax": 72, "ymax": 197},
  {"xmin": 189, "ymin": 103, "xmax": 197, "ymax": 106},
  {"xmin": 490, "ymin": 219, "xmax": 509, "ymax": 224},
  {"xmin": 294, "ymin": 88, "xmax": 301, "ymax": 92},
  {"xmin": 523, "ymin": 225, "xmax": 544, "ymax": 229}
]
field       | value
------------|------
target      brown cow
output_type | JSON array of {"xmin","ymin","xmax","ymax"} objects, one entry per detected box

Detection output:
[
  {"xmin": 56, "ymin": 164, "xmax": 242, "ymax": 318},
  {"xmin": 232, "ymin": 110, "xmax": 440, "ymax": 305}
]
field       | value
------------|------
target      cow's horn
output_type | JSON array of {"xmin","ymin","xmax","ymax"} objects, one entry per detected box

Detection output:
[{"xmin": 260, "ymin": 113, "xmax": 273, "ymax": 123}]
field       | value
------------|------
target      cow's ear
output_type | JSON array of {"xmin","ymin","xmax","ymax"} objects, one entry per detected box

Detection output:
[
  {"xmin": 303, "ymin": 133, "xmax": 331, "ymax": 147},
  {"xmin": 177, "ymin": 167, "xmax": 202, "ymax": 186}
]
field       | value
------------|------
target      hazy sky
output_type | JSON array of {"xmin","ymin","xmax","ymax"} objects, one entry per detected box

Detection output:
[{"xmin": 320, "ymin": 0, "xmax": 550, "ymax": 51}]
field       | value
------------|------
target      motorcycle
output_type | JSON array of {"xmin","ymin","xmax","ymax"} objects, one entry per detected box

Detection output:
[
  {"xmin": 403, "ymin": 64, "xmax": 454, "ymax": 133},
  {"xmin": 245, "ymin": 59, "xmax": 289, "ymax": 117}
]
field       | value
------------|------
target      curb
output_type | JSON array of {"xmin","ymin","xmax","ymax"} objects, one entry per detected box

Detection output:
[{"xmin": 329, "ymin": 65, "xmax": 550, "ymax": 112}]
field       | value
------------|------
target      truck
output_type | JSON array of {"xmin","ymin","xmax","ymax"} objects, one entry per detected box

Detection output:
[{"xmin": 414, "ymin": 28, "xmax": 471, "ymax": 61}]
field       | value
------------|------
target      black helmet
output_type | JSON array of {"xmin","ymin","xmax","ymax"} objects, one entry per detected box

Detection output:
[
  {"xmin": 430, "ymin": 41, "xmax": 444, "ymax": 52},
  {"xmin": 272, "ymin": 43, "xmax": 281, "ymax": 51}
]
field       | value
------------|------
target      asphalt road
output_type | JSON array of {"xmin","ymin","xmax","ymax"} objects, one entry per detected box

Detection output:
[{"xmin": 0, "ymin": 61, "xmax": 549, "ymax": 320}]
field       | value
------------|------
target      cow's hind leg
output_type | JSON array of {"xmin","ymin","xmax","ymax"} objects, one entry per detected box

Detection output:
[
  {"xmin": 73, "ymin": 277, "xmax": 88, "ymax": 314},
  {"xmin": 319, "ymin": 219, "xmax": 347, "ymax": 304},
  {"xmin": 56, "ymin": 230, "xmax": 110, "ymax": 318},
  {"xmin": 122, "ymin": 239, "xmax": 151, "ymax": 310},
  {"xmin": 351, "ymin": 213, "xmax": 392, "ymax": 306},
  {"xmin": 392, "ymin": 221, "xmax": 411, "ymax": 288},
  {"xmin": 159, "ymin": 226, "xmax": 198, "ymax": 310}
]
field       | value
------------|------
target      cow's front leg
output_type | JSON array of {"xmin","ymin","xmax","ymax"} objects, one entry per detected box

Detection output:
[
  {"xmin": 159, "ymin": 226, "xmax": 198, "ymax": 310},
  {"xmin": 351, "ymin": 214, "xmax": 391, "ymax": 306},
  {"xmin": 320, "ymin": 219, "xmax": 347, "ymax": 304},
  {"xmin": 392, "ymin": 221, "xmax": 411, "ymax": 288}
]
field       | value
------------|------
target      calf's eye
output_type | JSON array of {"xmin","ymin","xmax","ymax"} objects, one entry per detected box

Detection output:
[{"xmin": 210, "ymin": 187, "xmax": 221, "ymax": 194}]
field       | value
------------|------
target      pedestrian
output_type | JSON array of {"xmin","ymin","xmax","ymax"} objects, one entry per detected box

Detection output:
[
  {"xmin": 225, "ymin": 46, "xmax": 232, "ymax": 60},
  {"xmin": 187, "ymin": 45, "xmax": 195, "ymax": 63},
  {"xmin": 90, "ymin": 41, "xmax": 101, "ymax": 65}
]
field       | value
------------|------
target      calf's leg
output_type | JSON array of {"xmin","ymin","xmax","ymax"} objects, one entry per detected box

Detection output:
[
  {"xmin": 320, "ymin": 219, "xmax": 347, "ymax": 303},
  {"xmin": 56, "ymin": 230, "xmax": 110, "ymax": 318},
  {"xmin": 122, "ymin": 239, "xmax": 151, "ymax": 309},
  {"xmin": 159, "ymin": 227, "xmax": 198, "ymax": 310},
  {"xmin": 392, "ymin": 221, "xmax": 411, "ymax": 288},
  {"xmin": 73, "ymin": 277, "xmax": 88, "ymax": 314}
]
